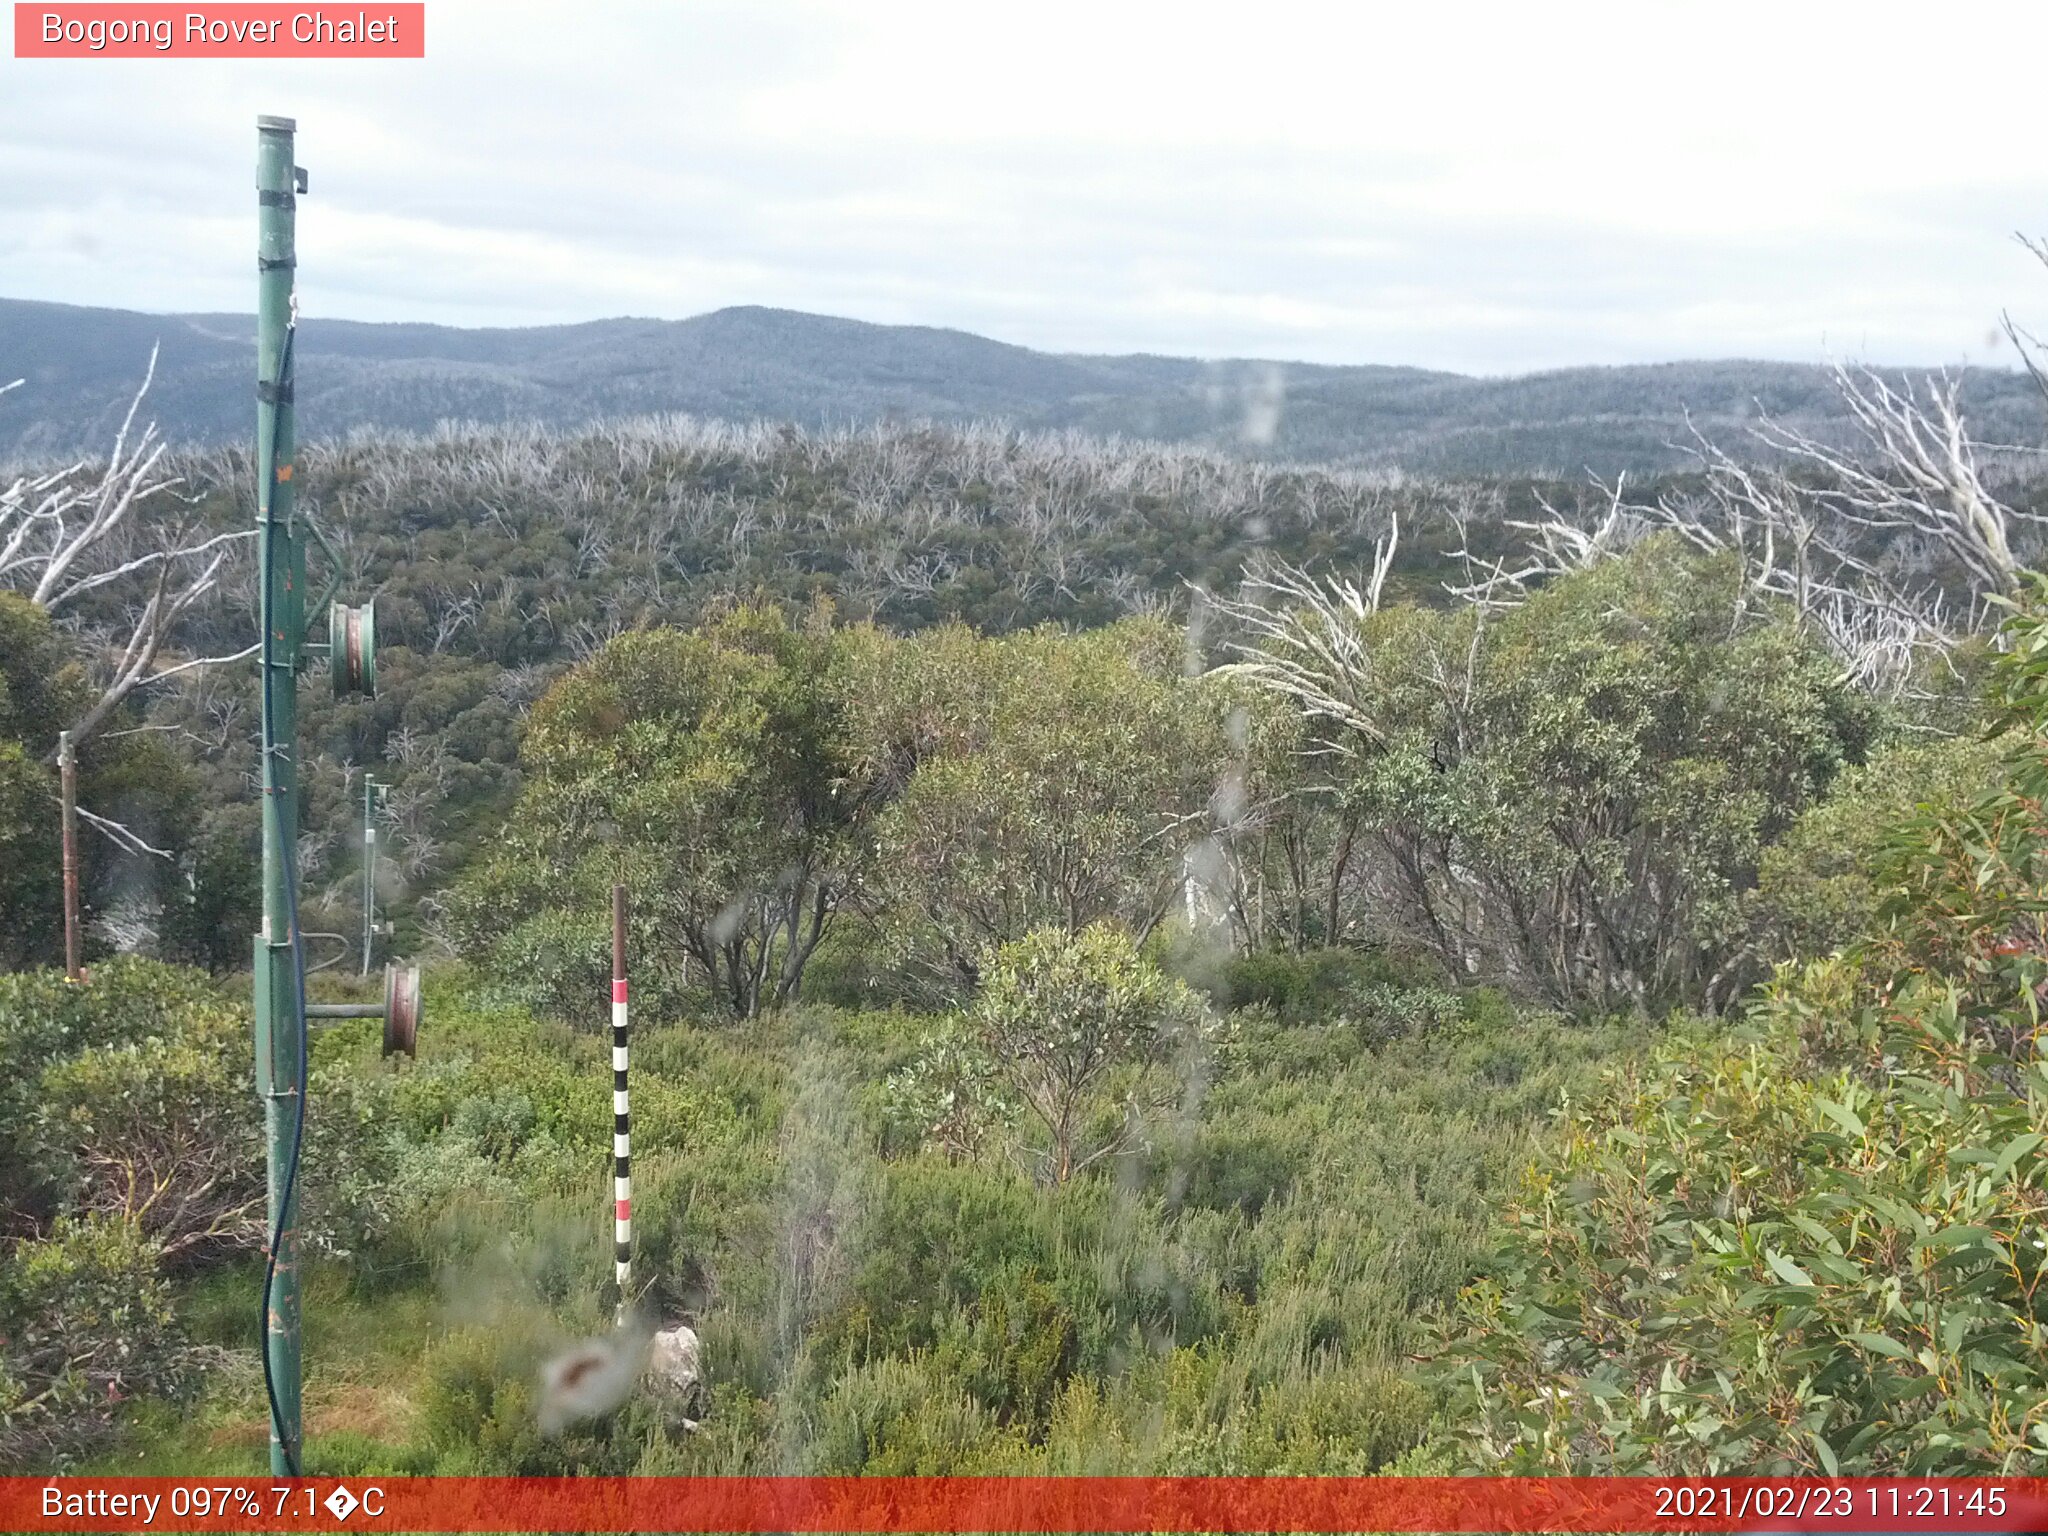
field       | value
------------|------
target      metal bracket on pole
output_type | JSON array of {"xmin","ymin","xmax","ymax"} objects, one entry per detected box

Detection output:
[
  {"xmin": 302, "ymin": 513, "xmax": 346, "ymax": 626},
  {"xmin": 305, "ymin": 962, "xmax": 422, "ymax": 1058}
]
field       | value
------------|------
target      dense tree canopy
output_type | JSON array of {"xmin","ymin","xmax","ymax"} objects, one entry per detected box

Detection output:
[
  {"xmin": 863, "ymin": 620, "xmax": 1230, "ymax": 991},
  {"xmin": 1220, "ymin": 539, "xmax": 1882, "ymax": 1013},
  {"xmin": 451, "ymin": 540, "xmax": 1902, "ymax": 1024},
  {"xmin": 453, "ymin": 610, "xmax": 1239, "ymax": 1019},
  {"xmin": 449, "ymin": 606, "xmax": 890, "ymax": 1019}
]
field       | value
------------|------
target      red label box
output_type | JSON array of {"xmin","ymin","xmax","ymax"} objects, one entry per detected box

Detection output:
[
  {"xmin": 14, "ymin": 3, "xmax": 425, "ymax": 56},
  {"xmin": 8, "ymin": 1476, "xmax": 2048, "ymax": 1533}
]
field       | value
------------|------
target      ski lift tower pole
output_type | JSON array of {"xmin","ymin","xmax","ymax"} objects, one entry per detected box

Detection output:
[
  {"xmin": 246, "ymin": 117, "xmax": 395, "ymax": 1477},
  {"xmin": 253, "ymin": 113, "xmax": 309, "ymax": 1479}
]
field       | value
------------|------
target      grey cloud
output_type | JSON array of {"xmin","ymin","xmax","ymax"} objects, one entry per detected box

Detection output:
[{"xmin": 3, "ymin": 3, "xmax": 2046, "ymax": 375}]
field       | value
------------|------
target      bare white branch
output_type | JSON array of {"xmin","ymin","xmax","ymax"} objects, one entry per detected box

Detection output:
[
  {"xmin": 1203, "ymin": 514, "xmax": 1401, "ymax": 751},
  {"xmin": 1, "ymin": 355, "xmax": 254, "ymax": 749},
  {"xmin": 72, "ymin": 802, "xmax": 174, "ymax": 860}
]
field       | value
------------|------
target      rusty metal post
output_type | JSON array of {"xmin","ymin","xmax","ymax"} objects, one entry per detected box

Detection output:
[
  {"xmin": 360, "ymin": 774, "xmax": 384, "ymax": 977},
  {"xmin": 57, "ymin": 729, "xmax": 80, "ymax": 981}
]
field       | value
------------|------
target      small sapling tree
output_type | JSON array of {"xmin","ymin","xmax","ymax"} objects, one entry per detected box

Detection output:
[{"xmin": 968, "ymin": 923, "xmax": 1210, "ymax": 1185}]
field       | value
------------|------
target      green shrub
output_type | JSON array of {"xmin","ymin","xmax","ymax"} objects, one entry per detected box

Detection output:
[
  {"xmin": 5, "ymin": 962, "xmax": 400, "ymax": 1272},
  {"xmin": 1749, "ymin": 734, "xmax": 2004, "ymax": 963},
  {"xmin": 1437, "ymin": 984, "xmax": 2048, "ymax": 1472},
  {"xmin": 1221, "ymin": 946, "xmax": 1437, "ymax": 1021},
  {"xmin": 796, "ymin": 1353, "xmax": 1021, "ymax": 1473},
  {"xmin": 1226, "ymin": 1361, "xmax": 1428, "ymax": 1473},
  {"xmin": 879, "ymin": 1017, "xmax": 1009, "ymax": 1162},
  {"xmin": 1349, "ymin": 982, "xmax": 1464, "ymax": 1045},
  {"xmin": 416, "ymin": 1321, "xmax": 661, "ymax": 1475},
  {"xmin": 941, "ymin": 1269, "xmax": 1077, "ymax": 1435},
  {"xmin": 1174, "ymin": 1117, "xmax": 1307, "ymax": 1218},
  {"xmin": 1433, "ymin": 580, "xmax": 2048, "ymax": 1473},
  {"xmin": 798, "ymin": 919, "xmax": 925, "ymax": 1011},
  {"xmin": 26, "ymin": 1006, "xmax": 260, "ymax": 1263},
  {"xmin": 415, "ymin": 1328, "xmax": 548, "ymax": 1469},
  {"xmin": 473, "ymin": 907, "xmax": 633, "ymax": 1028},
  {"xmin": 0, "ymin": 960, "xmax": 232, "ymax": 1229},
  {"xmin": 969, "ymin": 924, "xmax": 1213, "ymax": 1185},
  {"xmin": 302, "ymin": 1431, "xmax": 435, "ymax": 1478},
  {"xmin": 450, "ymin": 1088, "xmax": 539, "ymax": 1161},
  {"xmin": 833, "ymin": 1160, "xmax": 1050, "ymax": 1360},
  {"xmin": 1025, "ymin": 1344, "xmax": 1426, "ymax": 1474},
  {"xmin": 0, "ymin": 1216, "xmax": 187, "ymax": 1470},
  {"xmin": 300, "ymin": 1066, "xmax": 407, "ymax": 1265},
  {"xmin": 6, "ymin": 920, "xmax": 1630, "ymax": 1477}
]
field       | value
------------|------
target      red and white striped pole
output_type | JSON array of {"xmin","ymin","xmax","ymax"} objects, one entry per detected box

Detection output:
[{"xmin": 611, "ymin": 883, "xmax": 631, "ymax": 1327}]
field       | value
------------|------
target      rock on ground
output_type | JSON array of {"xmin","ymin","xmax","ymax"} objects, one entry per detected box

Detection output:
[{"xmin": 647, "ymin": 1324, "xmax": 701, "ymax": 1397}]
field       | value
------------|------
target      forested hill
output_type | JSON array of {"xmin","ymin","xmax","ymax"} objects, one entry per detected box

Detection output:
[{"xmin": 4, "ymin": 295, "xmax": 2041, "ymax": 475}]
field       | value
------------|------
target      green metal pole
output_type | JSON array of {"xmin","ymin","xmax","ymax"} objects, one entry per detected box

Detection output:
[{"xmin": 253, "ymin": 112, "xmax": 306, "ymax": 1479}]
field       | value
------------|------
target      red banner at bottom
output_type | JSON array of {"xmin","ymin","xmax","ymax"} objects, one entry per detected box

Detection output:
[{"xmin": 8, "ymin": 1476, "xmax": 2048, "ymax": 1533}]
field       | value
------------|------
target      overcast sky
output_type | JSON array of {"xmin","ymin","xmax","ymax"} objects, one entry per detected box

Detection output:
[{"xmin": 5, "ymin": 1, "xmax": 2048, "ymax": 374}]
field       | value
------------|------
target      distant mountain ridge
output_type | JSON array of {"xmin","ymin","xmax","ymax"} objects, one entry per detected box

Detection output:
[{"xmin": 2, "ymin": 296, "xmax": 2040, "ymax": 475}]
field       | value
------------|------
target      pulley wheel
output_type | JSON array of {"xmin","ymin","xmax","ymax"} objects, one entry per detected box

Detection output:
[
  {"xmin": 382, "ymin": 963, "xmax": 420, "ymax": 1057},
  {"xmin": 330, "ymin": 600, "xmax": 377, "ymax": 697}
]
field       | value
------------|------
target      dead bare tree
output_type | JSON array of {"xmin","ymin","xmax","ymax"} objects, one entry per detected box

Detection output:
[
  {"xmin": 1443, "ymin": 478, "xmax": 1635, "ymax": 611},
  {"xmin": 1440, "ymin": 353, "xmax": 2042, "ymax": 705},
  {"xmin": 429, "ymin": 584, "xmax": 483, "ymax": 653},
  {"xmin": 1756, "ymin": 364, "xmax": 2042, "ymax": 601},
  {"xmin": 1204, "ymin": 513, "xmax": 1401, "ymax": 751},
  {"xmin": 0, "ymin": 351, "xmax": 256, "ymax": 752}
]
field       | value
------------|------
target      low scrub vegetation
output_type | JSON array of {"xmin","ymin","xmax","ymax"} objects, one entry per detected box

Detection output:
[
  {"xmin": 5, "ymin": 420, "xmax": 2047, "ymax": 1475},
  {"xmin": 3, "ymin": 941, "xmax": 1632, "ymax": 1473}
]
